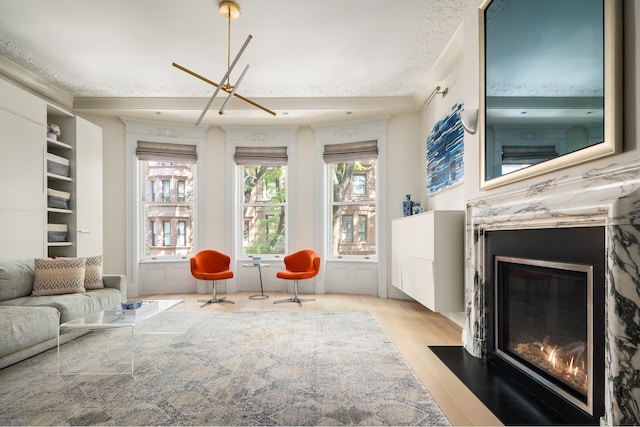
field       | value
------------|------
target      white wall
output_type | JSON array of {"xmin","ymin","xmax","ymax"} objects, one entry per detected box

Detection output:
[
  {"xmin": 386, "ymin": 112, "xmax": 423, "ymax": 298},
  {"xmin": 422, "ymin": 23, "xmax": 466, "ymax": 213}
]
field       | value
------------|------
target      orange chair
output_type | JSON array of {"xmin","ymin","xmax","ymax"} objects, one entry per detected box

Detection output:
[
  {"xmin": 190, "ymin": 250, "xmax": 235, "ymax": 307},
  {"xmin": 274, "ymin": 249, "xmax": 320, "ymax": 306}
]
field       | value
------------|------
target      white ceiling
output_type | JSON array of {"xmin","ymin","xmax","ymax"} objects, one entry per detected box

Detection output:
[{"xmin": 0, "ymin": 0, "xmax": 471, "ymax": 126}]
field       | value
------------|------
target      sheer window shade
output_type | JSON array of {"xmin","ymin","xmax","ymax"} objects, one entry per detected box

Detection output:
[
  {"xmin": 136, "ymin": 141, "xmax": 197, "ymax": 162},
  {"xmin": 234, "ymin": 146, "xmax": 288, "ymax": 166},
  {"xmin": 323, "ymin": 140, "xmax": 378, "ymax": 163}
]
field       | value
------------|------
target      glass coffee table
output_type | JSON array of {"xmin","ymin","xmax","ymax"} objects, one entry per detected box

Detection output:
[{"xmin": 58, "ymin": 299, "xmax": 185, "ymax": 374}]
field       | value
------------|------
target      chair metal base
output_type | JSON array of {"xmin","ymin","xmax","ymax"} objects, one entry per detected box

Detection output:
[
  {"xmin": 198, "ymin": 297, "xmax": 234, "ymax": 307},
  {"xmin": 273, "ymin": 296, "xmax": 315, "ymax": 307},
  {"xmin": 273, "ymin": 280, "xmax": 314, "ymax": 306},
  {"xmin": 198, "ymin": 280, "xmax": 234, "ymax": 307}
]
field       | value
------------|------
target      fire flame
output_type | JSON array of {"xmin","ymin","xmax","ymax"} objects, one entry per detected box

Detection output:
[{"xmin": 541, "ymin": 344, "xmax": 584, "ymax": 379}]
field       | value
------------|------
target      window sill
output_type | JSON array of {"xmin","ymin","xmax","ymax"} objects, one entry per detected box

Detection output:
[
  {"xmin": 139, "ymin": 257, "xmax": 190, "ymax": 264},
  {"xmin": 327, "ymin": 257, "xmax": 378, "ymax": 263}
]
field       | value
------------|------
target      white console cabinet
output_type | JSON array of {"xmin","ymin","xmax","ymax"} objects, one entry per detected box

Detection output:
[{"xmin": 391, "ymin": 210, "xmax": 464, "ymax": 312}]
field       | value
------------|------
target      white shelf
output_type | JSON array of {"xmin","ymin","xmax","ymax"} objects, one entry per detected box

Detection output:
[
  {"xmin": 47, "ymin": 241, "xmax": 72, "ymax": 247},
  {"xmin": 47, "ymin": 172, "xmax": 72, "ymax": 182},
  {"xmin": 47, "ymin": 208, "xmax": 72, "ymax": 214},
  {"xmin": 47, "ymin": 137, "xmax": 72, "ymax": 150}
]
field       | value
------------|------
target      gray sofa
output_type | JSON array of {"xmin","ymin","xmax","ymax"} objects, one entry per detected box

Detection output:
[{"xmin": 0, "ymin": 259, "xmax": 126, "ymax": 369}]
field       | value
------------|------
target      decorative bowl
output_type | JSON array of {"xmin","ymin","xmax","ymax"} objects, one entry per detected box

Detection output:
[{"xmin": 121, "ymin": 300, "xmax": 143, "ymax": 310}]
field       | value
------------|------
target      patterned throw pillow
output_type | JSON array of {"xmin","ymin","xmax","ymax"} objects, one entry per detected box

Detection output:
[
  {"xmin": 32, "ymin": 257, "xmax": 86, "ymax": 296},
  {"xmin": 84, "ymin": 255, "xmax": 104, "ymax": 290}
]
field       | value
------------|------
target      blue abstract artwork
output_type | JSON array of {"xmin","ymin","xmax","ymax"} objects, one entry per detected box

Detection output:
[{"xmin": 426, "ymin": 103, "xmax": 464, "ymax": 194}]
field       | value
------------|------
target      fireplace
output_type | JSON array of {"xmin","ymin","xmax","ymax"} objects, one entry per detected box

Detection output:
[
  {"xmin": 495, "ymin": 256, "xmax": 594, "ymax": 414},
  {"xmin": 486, "ymin": 227, "xmax": 605, "ymax": 424}
]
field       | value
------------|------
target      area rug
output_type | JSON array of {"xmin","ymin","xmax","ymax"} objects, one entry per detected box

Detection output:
[{"xmin": 0, "ymin": 310, "xmax": 449, "ymax": 426}]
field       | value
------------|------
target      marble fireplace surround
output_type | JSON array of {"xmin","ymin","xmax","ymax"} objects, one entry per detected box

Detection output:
[{"xmin": 463, "ymin": 160, "xmax": 640, "ymax": 426}]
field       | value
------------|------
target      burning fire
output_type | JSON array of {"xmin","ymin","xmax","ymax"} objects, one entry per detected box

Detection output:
[{"xmin": 515, "ymin": 336, "xmax": 588, "ymax": 394}]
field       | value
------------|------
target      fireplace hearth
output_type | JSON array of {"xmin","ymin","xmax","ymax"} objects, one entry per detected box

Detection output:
[{"xmin": 486, "ymin": 227, "xmax": 605, "ymax": 424}]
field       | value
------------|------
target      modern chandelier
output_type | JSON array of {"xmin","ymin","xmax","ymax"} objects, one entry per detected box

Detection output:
[{"xmin": 172, "ymin": 0, "xmax": 275, "ymax": 125}]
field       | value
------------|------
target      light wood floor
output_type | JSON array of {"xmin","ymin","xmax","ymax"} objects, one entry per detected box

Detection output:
[{"xmin": 139, "ymin": 291, "xmax": 502, "ymax": 426}]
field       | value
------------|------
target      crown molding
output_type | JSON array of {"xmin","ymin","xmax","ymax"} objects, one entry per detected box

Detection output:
[{"xmin": 0, "ymin": 56, "xmax": 74, "ymax": 110}]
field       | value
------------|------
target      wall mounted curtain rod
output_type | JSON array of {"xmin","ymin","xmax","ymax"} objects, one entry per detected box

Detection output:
[{"xmin": 423, "ymin": 86, "xmax": 448, "ymax": 108}]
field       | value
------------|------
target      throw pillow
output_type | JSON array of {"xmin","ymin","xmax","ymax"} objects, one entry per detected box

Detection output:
[
  {"xmin": 32, "ymin": 257, "xmax": 86, "ymax": 296},
  {"xmin": 84, "ymin": 255, "xmax": 104, "ymax": 290}
]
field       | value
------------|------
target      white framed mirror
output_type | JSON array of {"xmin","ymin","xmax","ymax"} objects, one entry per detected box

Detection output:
[{"xmin": 479, "ymin": 0, "xmax": 622, "ymax": 190}]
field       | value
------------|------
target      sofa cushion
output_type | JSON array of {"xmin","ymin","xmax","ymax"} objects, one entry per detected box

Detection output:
[
  {"xmin": 0, "ymin": 306, "xmax": 59, "ymax": 358},
  {"xmin": 0, "ymin": 259, "xmax": 35, "ymax": 302},
  {"xmin": 1, "ymin": 288, "xmax": 121, "ymax": 323},
  {"xmin": 32, "ymin": 257, "xmax": 86, "ymax": 296},
  {"xmin": 84, "ymin": 255, "xmax": 104, "ymax": 290}
]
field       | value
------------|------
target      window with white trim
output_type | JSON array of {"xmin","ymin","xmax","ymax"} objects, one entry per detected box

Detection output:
[
  {"xmin": 235, "ymin": 146, "xmax": 288, "ymax": 256},
  {"xmin": 325, "ymin": 141, "xmax": 377, "ymax": 258},
  {"xmin": 137, "ymin": 141, "xmax": 196, "ymax": 259}
]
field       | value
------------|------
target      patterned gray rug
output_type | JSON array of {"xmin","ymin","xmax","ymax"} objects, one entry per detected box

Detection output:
[{"xmin": 0, "ymin": 310, "xmax": 449, "ymax": 426}]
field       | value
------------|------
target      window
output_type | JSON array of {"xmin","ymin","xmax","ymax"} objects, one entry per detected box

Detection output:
[
  {"xmin": 341, "ymin": 215, "xmax": 353, "ymax": 243},
  {"xmin": 162, "ymin": 180, "xmax": 171, "ymax": 202},
  {"xmin": 353, "ymin": 174, "xmax": 366, "ymax": 196},
  {"xmin": 177, "ymin": 221, "xmax": 186, "ymax": 246},
  {"xmin": 151, "ymin": 220, "xmax": 156, "ymax": 246},
  {"xmin": 136, "ymin": 141, "xmax": 197, "ymax": 259},
  {"xmin": 235, "ymin": 146, "xmax": 288, "ymax": 257},
  {"xmin": 177, "ymin": 180, "xmax": 186, "ymax": 202},
  {"xmin": 151, "ymin": 180, "xmax": 156, "ymax": 202},
  {"xmin": 358, "ymin": 215, "xmax": 367, "ymax": 243},
  {"xmin": 163, "ymin": 221, "xmax": 171, "ymax": 246},
  {"xmin": 325, "ymin": 140, "xmax": 377, "ymax": 258}
]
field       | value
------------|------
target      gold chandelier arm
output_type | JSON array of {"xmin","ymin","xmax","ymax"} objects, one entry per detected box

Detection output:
[
  {"xmin": 172, "ymin": 63, "xmax": 221, "ymax": 89},
  {"xmin": 172, "ymin": 62, "xmax": 277, "ymax": 117}
]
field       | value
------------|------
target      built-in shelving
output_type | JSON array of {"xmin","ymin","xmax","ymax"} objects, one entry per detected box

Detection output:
[{"xmin": 46, "ymin": 105, "xmax": 74, "ymax": 256}]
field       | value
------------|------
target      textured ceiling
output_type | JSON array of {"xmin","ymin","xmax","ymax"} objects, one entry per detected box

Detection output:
[{"xmin": 0, "ymin": 0, "xmax": 472, "ymax": 125}]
